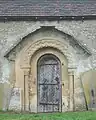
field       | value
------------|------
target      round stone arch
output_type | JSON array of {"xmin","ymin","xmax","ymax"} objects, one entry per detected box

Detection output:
[
  {"xmin": 29, "ymin": 47, "xmax": 69, "ymax": 112},
  {"xmin": 19, "ymin": 38, "xmax": 75, "ymax": 69},
  {"xmin": 15, "ymin": 38, "xmax": 75, "ymax": 112}
]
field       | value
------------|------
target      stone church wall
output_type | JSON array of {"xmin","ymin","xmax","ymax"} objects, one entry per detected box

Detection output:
[{"xmin": 0, "ymin": 20, "xmax": 96, "ymax": 111}]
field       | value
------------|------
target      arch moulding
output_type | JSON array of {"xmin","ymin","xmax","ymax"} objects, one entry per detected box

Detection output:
[{"xmin": 19, "ymin": 38, "xmax": 75, "ymax": 69}]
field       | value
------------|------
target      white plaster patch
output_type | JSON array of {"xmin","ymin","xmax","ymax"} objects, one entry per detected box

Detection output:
[
  {"xmin": 1, "ymin": 60, "xmax": 10, "ymax": 83},
  {"xmin": 76, "ymin": 56, "xmax": 96, "ymax": 74},
  {"xmin": 9, "ymin": 88, "xmax": 21, "ymax": 111}
]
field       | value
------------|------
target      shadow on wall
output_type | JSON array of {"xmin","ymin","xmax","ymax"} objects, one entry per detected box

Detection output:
[
  {"xmin": 81, "ymin": 69, "xmax": 96, "ymax": 110},
  {"xmin": 0, "ymin": 83, "xmax": 11, "ymax": 111}
]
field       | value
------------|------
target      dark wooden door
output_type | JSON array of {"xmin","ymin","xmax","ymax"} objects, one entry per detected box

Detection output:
[{"xmin": 37, "ymin": 54, "xmax": 61, "ymax": 112}]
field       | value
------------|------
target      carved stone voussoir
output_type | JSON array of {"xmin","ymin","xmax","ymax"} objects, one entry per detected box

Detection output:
[{"xmin": 19, "ymin": 39, "xmax": 75, "ymax": 68}]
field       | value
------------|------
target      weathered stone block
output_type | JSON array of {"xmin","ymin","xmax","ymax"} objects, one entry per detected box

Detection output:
[{"xmin": 8, "ymin": 88, "xmax": 22, "ymax": 111}]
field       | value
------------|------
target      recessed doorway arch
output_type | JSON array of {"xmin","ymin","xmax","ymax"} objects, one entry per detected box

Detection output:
[
  {"xmin": 37, "ymin": 54, "xmax": 62, "ymax": 112},
  {"xmin": 29, "ymin": 47, "xmax": 68, "ymax": 113}
]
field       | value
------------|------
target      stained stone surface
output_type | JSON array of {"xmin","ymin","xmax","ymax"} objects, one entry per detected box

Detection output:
[
  {"xmin": 0, "ymin": 21, "xmax": 96, "ymax": 84},
  {"xmin": 8, "ymin": 88, "xmax": 21, "ymax": 111},
  {"xmin": 0, "ymin": 20, "xmax": 96, "ymax": 111}
]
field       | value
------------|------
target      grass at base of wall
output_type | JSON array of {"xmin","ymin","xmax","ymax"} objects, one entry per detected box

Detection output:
[{"xmin": 0, "ymin": 111, "xmax": 96, "ymax": 120}]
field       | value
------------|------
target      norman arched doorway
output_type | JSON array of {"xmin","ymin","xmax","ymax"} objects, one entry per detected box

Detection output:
[
  {"xmin": 37, "ymin": 54, "xmax": 62, "ymax": 112},
  {"xmin": 27, "ymin": 47, "xmax": 68, "ymax": 112}
]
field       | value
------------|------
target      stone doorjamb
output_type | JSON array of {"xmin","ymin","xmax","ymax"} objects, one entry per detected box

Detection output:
[{"xmin": 68, "ymin": 70, "xmax": 75, "ymax": 111}]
